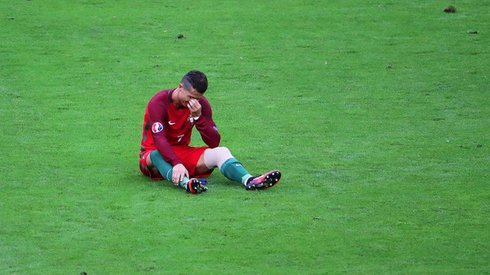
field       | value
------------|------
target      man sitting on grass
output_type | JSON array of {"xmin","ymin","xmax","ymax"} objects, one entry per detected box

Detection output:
[{"xmin": 139, "ymin": 70, "xmax": 281, "ymax": 194}]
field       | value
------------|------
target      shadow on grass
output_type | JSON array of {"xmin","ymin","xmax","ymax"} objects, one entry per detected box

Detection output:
[{"xmin": 125, "ymin": 172, "xmax": 248, "ymax": 194}]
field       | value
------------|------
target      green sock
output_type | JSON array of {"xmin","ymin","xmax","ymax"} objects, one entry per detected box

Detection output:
[
  {"xmin": 150, "ymin": 151, "xmax": 189, "ymax": 188},
  {"xmin": 220, "ymin": 158, "xmax": 252, "ymax": 185}
]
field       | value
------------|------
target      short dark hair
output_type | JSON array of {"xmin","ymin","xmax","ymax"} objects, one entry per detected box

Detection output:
[{"xmin": 181, "ymin": 70, "xmax": 208, "ymax": 94}]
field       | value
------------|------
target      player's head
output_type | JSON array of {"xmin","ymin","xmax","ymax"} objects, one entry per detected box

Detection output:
[{"xmin": 181, "ymin": 70, "xmax": 208, "ymax": 94}]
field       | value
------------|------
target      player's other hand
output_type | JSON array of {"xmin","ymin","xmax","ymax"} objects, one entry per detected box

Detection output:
[
  {"xmin": 172, "ymin": 163, "xmax": 189, "ymax": 185},
  {"xmin": 187, "ymin": 99, "xmax": 201, "ymax": 117}
]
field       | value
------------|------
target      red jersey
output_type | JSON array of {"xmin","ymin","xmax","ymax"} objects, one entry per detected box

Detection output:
[{"xmin": 140, "ymin": 89, "xmax": 220, "ymax": 166}]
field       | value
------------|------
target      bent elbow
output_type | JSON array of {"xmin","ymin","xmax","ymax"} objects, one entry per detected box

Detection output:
[
  {"xmin": 209, "ymin": 140, "xmax": 220, "ymax": 148},
  {"xmin": 208, "ymin": 136, "xmax": 221, "ymax": 148}
]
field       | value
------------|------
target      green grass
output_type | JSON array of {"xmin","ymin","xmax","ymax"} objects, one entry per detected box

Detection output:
[{"xmin": 1, "ymin": 0, "xmax": 489, "ymax": 274}]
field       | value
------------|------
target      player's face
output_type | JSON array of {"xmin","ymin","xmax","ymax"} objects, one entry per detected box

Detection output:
[{"xmin": 177, "ymin": 84, "xmax": 202, "ymax": 107}]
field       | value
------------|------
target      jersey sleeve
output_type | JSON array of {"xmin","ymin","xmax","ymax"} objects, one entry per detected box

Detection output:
[
  {"xmin": 195, "ymin": 98, "xmax": 221, "ymax": 148},
  {"xmin": 147, "ymin": 93, "xmax": 182, "ymax": 166}
]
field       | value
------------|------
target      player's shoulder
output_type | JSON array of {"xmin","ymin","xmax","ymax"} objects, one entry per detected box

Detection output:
[
  {"xmin": 152, "ymin": 89, "xmax": 172, "ymax": 100},
  {"xmin": 148, "ymin": 89, "xmax": 172, "ymax": 105},
  {"xmin": 199, "ymin": 95, "xmax": 211, "ymax": 105}
]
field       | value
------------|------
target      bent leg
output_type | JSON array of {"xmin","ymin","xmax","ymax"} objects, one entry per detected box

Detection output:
[
  {"xmin": 149, "ymin": 150, "xmax": 190, "ymax": 187},
  {"xmin": 140, "ymin": 151, "xmax": 163, "ymax": 180},
  {"xmin": 148, "ymin": 150, "xmax": 173, "ymax": 180}
]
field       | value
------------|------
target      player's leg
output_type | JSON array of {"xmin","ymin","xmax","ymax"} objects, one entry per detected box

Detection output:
[
  {"xmin": 148, "ymin": 150, "xmax": 206, "ymax": 194},
  {"xmin": 139, "ymin": 151, "xmax": 163, "ymax": 180},
  {"xmin": 199, "ymin": 147, "xmax": 281, "ymax": 190},
  {"xmin": 198, "ymin": 147, "xmax": 250, "ymax": 183}
]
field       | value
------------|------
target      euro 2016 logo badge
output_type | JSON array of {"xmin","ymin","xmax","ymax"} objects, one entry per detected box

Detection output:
[{"xmin": 151, "ymin": 122, "xmax": 164, "ymax": 133}]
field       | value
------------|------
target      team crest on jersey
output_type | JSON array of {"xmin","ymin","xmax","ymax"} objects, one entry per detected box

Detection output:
[{"xmin": 151, "ymin": 122, "xmax": 164, "ymax": 133}]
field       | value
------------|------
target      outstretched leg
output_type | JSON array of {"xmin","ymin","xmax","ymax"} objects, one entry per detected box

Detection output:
[{"xmin": 201, "ymin": 147, "xmax": 281, "ymax": 190}]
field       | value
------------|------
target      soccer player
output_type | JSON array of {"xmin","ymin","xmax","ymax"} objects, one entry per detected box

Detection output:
[{"xmin": 139, "ymin": 70, "xmax": 281, "ymax": 194}]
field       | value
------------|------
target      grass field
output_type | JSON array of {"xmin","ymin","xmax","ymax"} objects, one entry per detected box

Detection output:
[{"xmin": 1, "ymin": 0, "xmax": 489, "ymax": 274}]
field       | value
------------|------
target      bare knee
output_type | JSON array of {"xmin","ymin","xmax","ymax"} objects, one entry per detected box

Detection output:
[
  {"xmin": 203, "ymin": 147, "xmax": 234, "ymax": 169},
  {"xmin": 214, "ymin": 147, "xmax": 231, "ymax": 156}
]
